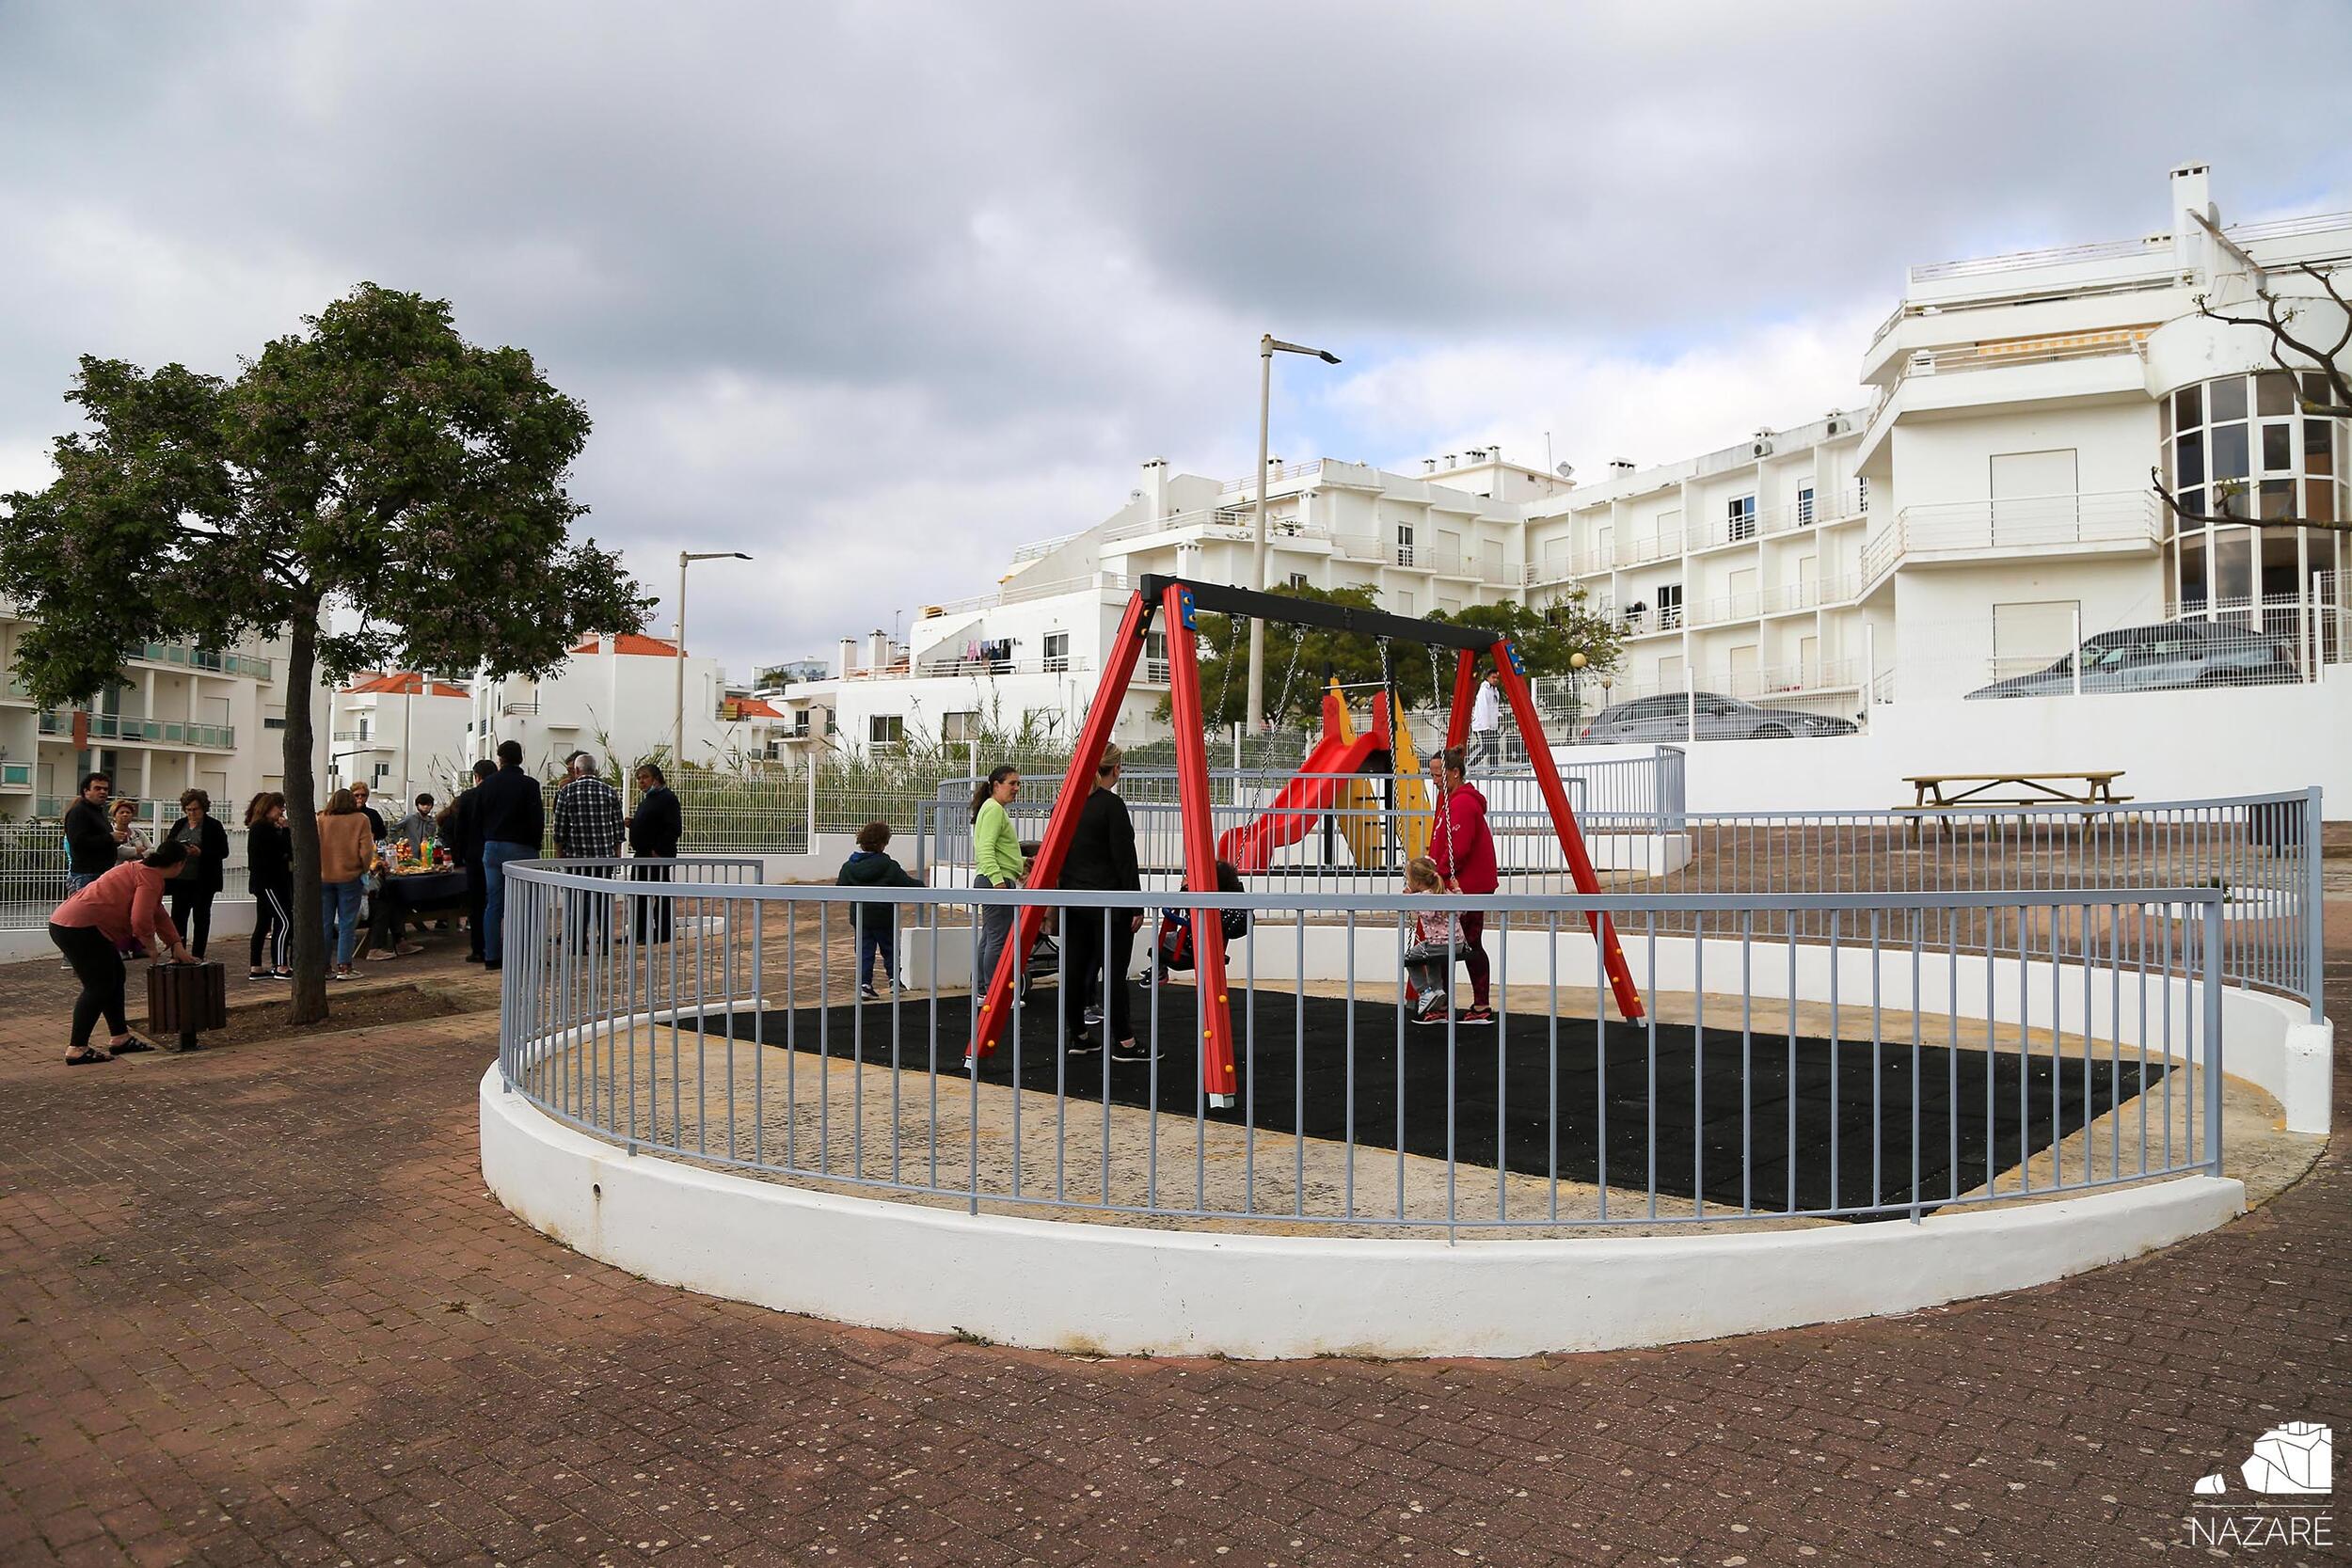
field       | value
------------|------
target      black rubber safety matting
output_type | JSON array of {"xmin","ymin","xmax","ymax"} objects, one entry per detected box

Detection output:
[{"xmin": 714, "ymin": 985, "xmax": 2167, "ymax": 1221}]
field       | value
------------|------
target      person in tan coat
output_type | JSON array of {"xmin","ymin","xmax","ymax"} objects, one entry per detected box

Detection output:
[{"xmin": 316, "ymin": 789, "xmax": 379, "ymax": 979}]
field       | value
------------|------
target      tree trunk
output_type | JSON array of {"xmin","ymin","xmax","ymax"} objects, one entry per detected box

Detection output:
[{"xmin": 282, "ymin": 603, "xmax": 329, "ymax": 1026}]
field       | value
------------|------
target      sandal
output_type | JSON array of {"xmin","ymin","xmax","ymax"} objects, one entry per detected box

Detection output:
[
  {"xmin": 66, "ymin": 1046, "xmax": 113, "ymax": 1065},
  {"xmin": 110, "ymin": 1035, "xmax": 159, "ymax": 1054}
]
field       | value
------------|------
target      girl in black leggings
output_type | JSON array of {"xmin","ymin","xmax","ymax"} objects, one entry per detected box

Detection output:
[{"xmin": 244, "ymin": 791, "xmax": 293, "ymax": 978}]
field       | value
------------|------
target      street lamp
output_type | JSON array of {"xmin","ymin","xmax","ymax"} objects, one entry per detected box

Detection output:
[
  {"xmin": 1247, "ymin": 333, "xmax": 1343, "ymax": 736},
  {"xmin": 675, "ymin": 550, "xmax": 753, "ymax": 768}
]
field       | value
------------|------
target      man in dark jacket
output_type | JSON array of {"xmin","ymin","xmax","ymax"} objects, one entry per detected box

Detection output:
[
  {"xmin": 836, "ymin": 820, "xmax": 921, "ymax": 1001},
  {"xmin": 62, "ymin": 773, "xmax": 116, "ymax": 892},
  {"xmin": 627, "ymin": 763, "xmax": 683, "ymax": 942},
  {"xmin": 452, "ymin": 759, "xmax": 495, "ymax": 962},
  {"xmin": 476, "ymin": 740, "xmax": 545, "ymax": 971},
  {"xmin": 1058, "ymin": 744, "xmax": 1147, "ymax": 1061}
]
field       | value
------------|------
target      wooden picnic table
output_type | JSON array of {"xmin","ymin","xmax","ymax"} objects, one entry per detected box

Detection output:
[{"xmin": 1899, "ymin": 770, "xmax": 2131, "ymax": 840}]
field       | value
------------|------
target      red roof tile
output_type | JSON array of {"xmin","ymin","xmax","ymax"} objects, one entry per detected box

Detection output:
[
  {"xmin": 342, "ymin": 672, "xmax": 470, "ymax": 698},
  {"xmin": 571, "ymin": 633, "xmax": 682, "ymax": 657}
]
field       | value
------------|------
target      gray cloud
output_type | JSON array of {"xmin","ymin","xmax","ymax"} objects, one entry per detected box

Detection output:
[{"xmin": 2, "ymin": 1, "xmax": 2345, "ymax": 674}]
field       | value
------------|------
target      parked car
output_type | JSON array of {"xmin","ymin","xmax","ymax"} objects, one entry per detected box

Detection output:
[
  {"xmin": 1964, "ymin": 621, "xmax": 2299, "ymax": 700},
  {"xmin": 1577, "ymin": 691, "xmax": 1859, "ymax": 743}
]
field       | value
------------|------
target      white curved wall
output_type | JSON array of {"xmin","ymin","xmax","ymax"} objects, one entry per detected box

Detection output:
[{"xmin": 481, "ymin": 1067, "xmax": 2244, "ymax": 1359}]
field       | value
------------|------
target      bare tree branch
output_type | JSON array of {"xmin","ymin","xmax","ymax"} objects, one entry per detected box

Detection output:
[{"xmin": 2150, "ymin": 467, "xmax": 2350, "ymax": 534}]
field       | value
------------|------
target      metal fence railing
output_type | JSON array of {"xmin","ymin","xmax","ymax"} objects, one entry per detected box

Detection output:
[
  {"xmin": 499, "ymin": 869, "xmax": 2232, "ymax": 1234},
  {"xmin": 909, "ymin": 786, "xmax": 2319, "ymax": 1019},
  {"xmin": 1, "ymin": 817, "xmax": 252, "ymax": 930}
]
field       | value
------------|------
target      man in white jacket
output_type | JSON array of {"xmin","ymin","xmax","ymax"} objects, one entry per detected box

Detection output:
[{"xmin": 1469, "ymin": 670, "xmax": 1502, "ymax": 769}]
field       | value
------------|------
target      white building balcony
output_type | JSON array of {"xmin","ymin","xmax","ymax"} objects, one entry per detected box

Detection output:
[
  {"xmin": 39, "ymin": 708, "xmax": 235, "ymax": 750},
  {"xmin": 1857, "ymin": 489, "xmax": 2163, "ymax": 598}
]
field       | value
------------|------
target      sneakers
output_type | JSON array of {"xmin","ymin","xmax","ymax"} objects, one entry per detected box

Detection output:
[
  {"xmin": 1065, "ymin": 1033, "xmax": 1104, "ymax": 1057},
  {"xmin": 1411, "ymin": 992, "xmax": 1449, "ymax": 1026},
  {"xmin": 859, "ymin": 983, "xmax": 882, "ymax": 1003},
  {"xmin": 1109, "ymin": 1039, "xmax": 1159, "ymax": 1064},
  {"xmin": 1457, "ymin": 1005, "xmax": 1495, "ymax": 1027},
  {"xmin": 1082, "ymin": 1004, "xmax": 1103, "ymax": 1028}
]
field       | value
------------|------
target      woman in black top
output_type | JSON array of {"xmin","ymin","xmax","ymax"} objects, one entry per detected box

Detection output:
[
  {"xmin": 243, "ymin": 791, "xmax": 293, "ymax": 979},
  {"xmin": 1059, "ymin": 744, "xmax": 1150, "ymax": 1061},
  {"xmin": 166, "ymin": 789, "xmax": 232, "ymax": 959}
]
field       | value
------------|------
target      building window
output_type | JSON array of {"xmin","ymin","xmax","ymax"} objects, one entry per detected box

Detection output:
[
  {"xmin": 2166, "ymin": 371, "xmax": 2348, "ymax": 619},
  {"xmin": 1795, "ymin": 487, "xmax": 1815, "ymax": 528},
  {"xmin": 1042, "ymin": 631, "xmax": 1070, "ymax": 673},
  {"xmin": 1288, "ymin": 572, "xmax": 1310, "ymax": 592},
  {"xmin": 1727, "ymin": 496, "xmax": 1756, "ymax": 542},
  {"xmin": 357, "ymin": 718, "xmax": 370, "ymax": 741},
  {"xmin": 868, "ymin": 715, "xmax": 903, "ymax": 749},
  {"xmin": 1396, "ymin": 521, "xmax": 1415, "ymax": 566},
  {"xmin": 262, "ymin": 716, "xmax": 287, "ymax": 731},
  {"xmin": 942, "ymin": 710, "xmax": 980, "ymax": 744},
  {"xmin": 1855, "ymin": 476, "xmax": 1869, "ymax": 513},
  {"xmin": 1656, "ymin": 583, "xmax": 1684, "ymax": 629},
  {"xmin": 373, "ymin": 762, "xmax": 391, "ymax": 782}
]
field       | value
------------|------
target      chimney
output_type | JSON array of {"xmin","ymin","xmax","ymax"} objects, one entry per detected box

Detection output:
[
  {"xmin": 866, "ymin": 629, "xmax": 891, "ymax": 671},
  {"xmin": 1422, "ymin": 459, "xmax": 1437, "ymax": 473},
  {"xmin": 1608, "ymin": 458, "xmax": 1636, "ymax": 476},
  {"xmin": 836, "ymin": 637, "xmax": 858, "ymax": 678},
  {"xmin": 1139, "ymin": 456, "xmax": 1170, "ymax": 518},
  {"xmin": 2170, "ymin": 161, "xmax": 2214, "ymax": 276},
  {"xmin": 1443, "ymin": 453, "xmax": 1457, "ymax": 467}
]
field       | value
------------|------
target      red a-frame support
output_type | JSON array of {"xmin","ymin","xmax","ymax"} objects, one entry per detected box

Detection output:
[{"xmin": 967, "ymin": 578, "xmax": 1645, "ymax": 1103}]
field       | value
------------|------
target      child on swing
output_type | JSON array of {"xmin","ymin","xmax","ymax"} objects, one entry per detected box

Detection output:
[
  {"xmin": 1401, "ymin": 856, "xmax": 1460, "ymax": 1024},
  {"xmin": 1145, "ymin": 860, "xmax": 1248, "ymax": 987}
]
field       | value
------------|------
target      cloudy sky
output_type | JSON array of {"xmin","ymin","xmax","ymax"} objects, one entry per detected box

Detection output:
[{"xmin": 4, "ymin": 2, "xmax": 2347, "ymax": 678}]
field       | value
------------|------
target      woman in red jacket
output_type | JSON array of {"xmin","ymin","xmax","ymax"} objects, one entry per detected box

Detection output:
[
  {"xmin": 1426, "ymin": 747, "xmax": 1497, "ymax": 1025},
  {"xmin": 48, "ymin": 839, "xmax": 198, "ymax": 1064}
]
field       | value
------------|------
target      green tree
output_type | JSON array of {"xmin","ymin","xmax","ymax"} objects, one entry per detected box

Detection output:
[
  {"xmin": 1430, "ymin": 588, "xmax": 1622, "ymax": 680},
  {"xmin": 0, "ymin": 284, "xmax": 649, "ymax": 1023}
]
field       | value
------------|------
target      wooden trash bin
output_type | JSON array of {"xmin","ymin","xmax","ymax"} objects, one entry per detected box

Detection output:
[{"xmin": 147, "ymin": 960, "xmax": 227, "ymax": 1052}]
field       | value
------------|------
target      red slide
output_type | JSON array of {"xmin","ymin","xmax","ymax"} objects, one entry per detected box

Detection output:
[{"xmin": 1216, "ymin": 730, "xmax": 1383, "ymax": 873}]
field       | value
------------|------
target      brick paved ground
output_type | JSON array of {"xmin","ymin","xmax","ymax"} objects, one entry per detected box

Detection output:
[{"xmin": 0, "ymin": 896, "xmax": 2345, "ymax": 1567}]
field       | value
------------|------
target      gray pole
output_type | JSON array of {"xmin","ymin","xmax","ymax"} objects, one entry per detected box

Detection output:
[
  {"xmin": 673, "ymin": 550, "xmax": 689, "ymax": 768},
  {"xmin": 1247, "ymin": 336, "xmax": 1273, "ymax": 735}
]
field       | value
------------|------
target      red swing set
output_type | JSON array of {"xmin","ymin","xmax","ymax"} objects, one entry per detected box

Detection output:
[{"xmin": 967, "ymin": 575, "xmax": 1645, "ymax": 1106}]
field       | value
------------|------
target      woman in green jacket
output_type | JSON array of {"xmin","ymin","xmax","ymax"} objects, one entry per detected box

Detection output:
[{"xmin": 969, "ymin": 767, "xmax": 1026, "ymax": 995}]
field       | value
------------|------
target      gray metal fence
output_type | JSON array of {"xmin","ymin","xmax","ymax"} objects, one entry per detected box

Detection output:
[
  {"xmin": 912, "ymin": 781, "xmax": 2318, "ymax": 1018},
  {"xmin": 499, "ymin": 867, "xmax": 2231, "ymax": 1235}
]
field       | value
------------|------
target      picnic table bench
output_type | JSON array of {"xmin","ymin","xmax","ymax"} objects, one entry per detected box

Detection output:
[{"xmin": 1898, "ymin": 771, "xmax": 2131, "ymax": 840}]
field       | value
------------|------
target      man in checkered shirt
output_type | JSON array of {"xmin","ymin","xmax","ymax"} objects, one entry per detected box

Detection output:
[{"xmin": 553, "ymin": 751, "xmax": 625, "ymax": 950}]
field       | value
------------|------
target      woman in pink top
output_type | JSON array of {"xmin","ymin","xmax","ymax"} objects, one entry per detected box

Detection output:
[
  {"xmin": 48, "ymin": 839, "xmax": 197, "ymax": 1064},
  {"xmin": 1426, "ymin": 747, "xmax": 1498, "ymax": 1024}
]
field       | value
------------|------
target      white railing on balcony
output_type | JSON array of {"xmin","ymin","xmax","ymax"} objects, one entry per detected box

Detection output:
[
  {"xmin": 1009, "ymin": 530, "xmax": 1088, "ymax": 563},
  {"xmin": 923, "ymin": 572, "xmax": 1133, "ymax": 620},
  {"xmin": 1860, "ymin": 489, "xmax": 2160, "ymax": 596},
  {"xmin": 1689, "ymin": 574, "xmax": 1861, "ymax": 628},
  {"xmin": 1217, "ymin": 459, "xmax": 1325, "ymax": 497},
  {"xmin": 1614, "ymin": 529, "xmax": 1686, "ymax": 569},
  {"xmin": 1909, "ymin": 232, "xmax": 2172, "ymax": 284},
  {"xmin": 903, "ymin": 654, "xmax": 1098, "ymax": 682}
]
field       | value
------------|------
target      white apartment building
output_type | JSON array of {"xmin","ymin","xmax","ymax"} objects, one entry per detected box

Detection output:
[
  {"xmin": 786, "ymin": 163, "xmax": 2347, "ymax": 755},
  {"xmin": 0, "ymin": 610, "xmax": 330, "ymax": 821},
  {"xmin": 327, "ymin": 672, "xmax": 475, "ymax": 801},
  {"xmin": 469, "ymin": 633, "xmax": 785, "ymax": 775}
]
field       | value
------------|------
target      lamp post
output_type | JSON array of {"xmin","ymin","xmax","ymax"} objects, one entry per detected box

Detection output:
[
  {"xmin": 1246, "ymin": 334, "xmax": 1343, "ymax": 736},
  {"xmin": 675, "ymin": 551, "xmax": 753, "ymax": 769}
]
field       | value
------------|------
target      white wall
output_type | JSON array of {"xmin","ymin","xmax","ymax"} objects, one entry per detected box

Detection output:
[{"xmin": 1565, "ymin": 676, "xmax": 2344, "ymax": 816}]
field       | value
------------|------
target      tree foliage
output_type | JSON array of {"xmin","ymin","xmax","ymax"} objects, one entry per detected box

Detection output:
[{"xmin": 0, "ymin": 283, "xmax": 650, "ymax": 1021}]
